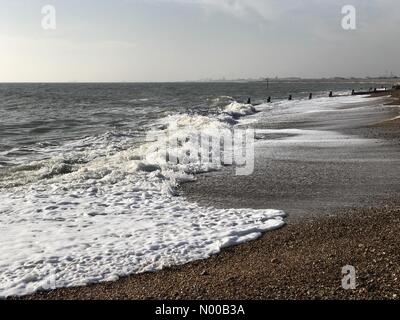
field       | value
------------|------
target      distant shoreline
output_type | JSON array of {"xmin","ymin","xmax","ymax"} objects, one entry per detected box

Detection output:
[{"xmin": 0, "ymin": 77, "xmax": 398, "ymax": 85}]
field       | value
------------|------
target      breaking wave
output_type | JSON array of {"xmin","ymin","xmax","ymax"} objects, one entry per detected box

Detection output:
[{"xmin": 0, "ymin": 101, "xmax": 285, "ymax": 297}]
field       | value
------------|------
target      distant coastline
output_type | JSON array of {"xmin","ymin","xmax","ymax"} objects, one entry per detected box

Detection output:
[{"xmin": 0, "ymin": 76, "xmax": 399, "ymax": 85}]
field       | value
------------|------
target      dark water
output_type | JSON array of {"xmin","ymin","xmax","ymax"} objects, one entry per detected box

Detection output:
[{"xmin": 0, "ymin": 80, "xmax": 393, "ymax": 168}]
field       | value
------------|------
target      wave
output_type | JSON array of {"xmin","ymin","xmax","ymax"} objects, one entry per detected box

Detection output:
[
  {"xmin": 0, "ymin": 100, "xmax": 285, "ymax": 297},
  {"xmin": 223, "ymin": 101, "xmax": 257, "ymax": 117},
  {"xmin": 127, "ymin": 98, "xmax": 150, "ymax": 103}
]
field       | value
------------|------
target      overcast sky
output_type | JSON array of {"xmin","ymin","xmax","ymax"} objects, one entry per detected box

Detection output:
[{"xmin": 0, "ymin": 0, "xmax": 399, "ymax": 82}]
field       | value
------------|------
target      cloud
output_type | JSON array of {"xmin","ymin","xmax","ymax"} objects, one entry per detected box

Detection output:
[
  {"xmin": 151, "ymin": 0, "xmax": 400, "ymax": 25},
  {"xmin": 150, "ymin": 0, "xmax": 277, "ymax": 21}
]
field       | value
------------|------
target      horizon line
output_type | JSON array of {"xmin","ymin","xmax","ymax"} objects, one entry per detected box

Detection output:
[{"xmin": 0, "ymin": 76, "xmax": 398, "ymax": 84}]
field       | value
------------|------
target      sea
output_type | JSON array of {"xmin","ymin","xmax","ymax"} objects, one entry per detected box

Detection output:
[{"xmin": 0, "ymin": 80, "xmax": 392, "ymax": 297}]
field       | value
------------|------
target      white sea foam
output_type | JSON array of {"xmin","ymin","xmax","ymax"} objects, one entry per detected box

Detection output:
[
  {"xmin": 127, "ymin": 98, "xmax": 150, "ymax": 103},
  {"xmin": 2, "ymin": 95, "xmax": 379, "ymax": 297},
  {"xmin": 223, "ymin": 102, "xmax": 256, "ymax": 117},
  {"xmin": 0, "ymin": 101, "xmax": 285, "ymax": 297}
]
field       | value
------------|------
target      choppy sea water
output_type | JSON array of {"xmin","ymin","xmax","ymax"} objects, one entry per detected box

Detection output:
[{"xmin": 0, "ymin": 81, "xmax": 390, "ymax": 297}]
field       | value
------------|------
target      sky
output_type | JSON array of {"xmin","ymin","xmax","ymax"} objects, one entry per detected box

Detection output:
[{"xmin": 0, "ymin": 0, "xmax": 399, "ymax": 82}]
